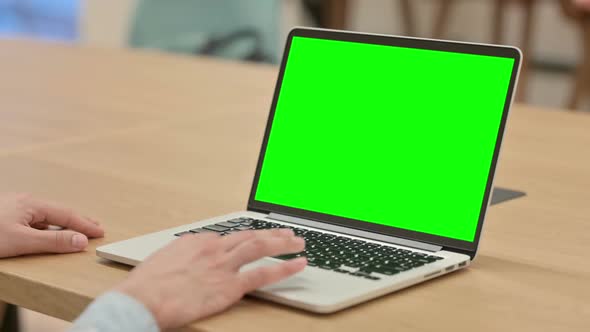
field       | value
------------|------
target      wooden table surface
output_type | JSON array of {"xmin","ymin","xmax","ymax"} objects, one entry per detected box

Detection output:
[{"xmin": 0, "ymin": 39, "xmax": 589, "ymax": 332}]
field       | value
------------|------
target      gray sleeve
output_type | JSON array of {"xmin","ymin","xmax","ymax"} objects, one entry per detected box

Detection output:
[{"xmin": 68, "ymin": 291, "xmax": 159, "ymax": 332}]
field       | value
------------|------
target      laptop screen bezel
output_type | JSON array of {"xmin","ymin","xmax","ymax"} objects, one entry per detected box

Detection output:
[{"xmin": 247, "ymin": 28, "xmax": 521, "ymax": 255}]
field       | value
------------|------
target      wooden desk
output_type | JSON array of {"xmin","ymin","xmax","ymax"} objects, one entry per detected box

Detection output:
[{"xmin": 0, "ymin": 39, "xmax": 589, "ymax": 331}]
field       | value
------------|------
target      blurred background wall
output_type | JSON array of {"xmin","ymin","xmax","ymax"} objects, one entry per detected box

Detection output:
[
  {"xmin": 0, "ymin": 0, "xmax": 588, "ymax": 112},
  {"xmin": 77, "ymin": 1, "xmax": 577, "ymax": 59},
  {"xmin": 85, "ymin": 0, "xmax": 590, "ymax": 112}
]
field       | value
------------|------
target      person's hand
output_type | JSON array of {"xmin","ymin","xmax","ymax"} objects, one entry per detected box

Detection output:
[
  {"xmin": 114, "ymin": 229, "xmax": 306, "ymax": 329},
  {"xmin": 0, "ymin": 193, "xmax": 104, "ymax": 258}
]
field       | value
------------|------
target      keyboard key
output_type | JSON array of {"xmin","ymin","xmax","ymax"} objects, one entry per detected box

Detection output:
[
  {"xmin": 342, "ymin": 262, "xmax": 362, "ymax": 268},
  {"xmin": 174, "ymin": 231, "xmax": 192, "ymax": 237},
  {"xmin": 203, "ymin": 225, "xmax": 229, "ymax": 232},
  {"xmin": 393, "ymin": 266, "xmax": 411, "ymax": 272},
  {"xmin": 350, "ymin": 272, "xmax": 367, "ymax": 277},
  {"xmin": 274, "ymin": 255, "xmax": 290, "ymax": 260},
  {"xmin": 189, "ymin": 228, "xmax": 213, "ymax": 233},
  {"xmin": 364, "ymin": 275, "xmax": 381, "ymax": 280},
  {"xmin": 216, "ymin": 222, "xmax": 238, "ymax": 228}
]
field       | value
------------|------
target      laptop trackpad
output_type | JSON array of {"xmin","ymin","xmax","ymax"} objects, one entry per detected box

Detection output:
[
  {"xmin": 241, "ymin": 258, "xmax": 374, "ymax": 308},
  {"xmin": 241, "ymin": 258, "xmax": 312, "ymax": 292}
]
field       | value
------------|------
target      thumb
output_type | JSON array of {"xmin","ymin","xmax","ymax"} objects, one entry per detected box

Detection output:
[{"xmin": 25, "ymin": 229, "xmax": 89, "ymax": 254}]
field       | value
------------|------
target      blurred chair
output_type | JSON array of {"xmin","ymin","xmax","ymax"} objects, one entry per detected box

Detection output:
[
  {"xmin": 323, "ymin": 0, "xmax": 349, "ymax": 29},
  {"xmin": 431, "ymin": 0, "xmax": 537, "ymax": 102},
  {"xmin": 559, "ymin": 0, "xmax": 590, "ymax": 110},
  {"xmin": 305, "ymin": 0, "xmax": 420, "ymax": 36},
  {"xmin": 398, "ymin": 0, "xmax": 451, "ymax": 38},
  {"xmin": 128, "ymin": 0, "xmax": 281, "ymax": 63},
  {"xmin": 399, "ymin": 0, "xmax": 416, "ymax": 36},
  {"xmin": 302, "ymin": 0, "xmax": 349, "ymax": 30}
]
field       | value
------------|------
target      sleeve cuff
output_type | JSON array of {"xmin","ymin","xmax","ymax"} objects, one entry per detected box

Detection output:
[{"xmin": 71, "ymin": 291, "xmax": 159, "ymax": 332}]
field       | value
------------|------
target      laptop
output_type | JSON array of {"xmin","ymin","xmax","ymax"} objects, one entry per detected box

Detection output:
[{"xmin": 97, "ymin": 28, "xmax": 521, "ymax": 313}]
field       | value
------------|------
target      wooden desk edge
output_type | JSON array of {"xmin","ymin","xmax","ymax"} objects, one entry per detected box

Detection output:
[{"xmin": 0, "ymin": 271, "xmax": 92, "ymax": 323}]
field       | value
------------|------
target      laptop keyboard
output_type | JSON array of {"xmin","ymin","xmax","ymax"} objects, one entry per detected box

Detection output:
[{"xmin": 175, "ymin": 217, "xmax": 443, "ymax": 281}]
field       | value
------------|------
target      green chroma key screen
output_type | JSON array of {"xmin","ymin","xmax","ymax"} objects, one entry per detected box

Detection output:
[{"xmin": 254, "ymin": 36, "xmax": 515, "ymax": 242}]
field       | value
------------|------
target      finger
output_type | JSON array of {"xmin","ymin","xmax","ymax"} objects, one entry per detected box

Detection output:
[
  {"xmin": 86, "ymin": 217, "xmax": 100, "ymax": 226},
  {"xmin": 221, "ymin": 228, "xmax": 295, "ymax": 251},
  {"xmin": 228, "ymin": 235, "xmax": 305, "ymax": 268},
  {"xmin": 31, "ymin": 221, "xmax": 49, "ymax": 230},
  {"xmin": 29, "ymin": 199, "xmax": 104, "ymax": 238},
  {"xmin": 220, "ymin": 231, "xmax": 256, "ymax": 250},
  {"xmin": 172, "ymin": 232, "xmax": 220, "ymax": 252},
  {"xmin": 239, "ymin": 257, "xmax": 307, "ymax": 292},
  {"xmin": 19, "ymin": 228, "xmax": 89, "ymax": 255}
]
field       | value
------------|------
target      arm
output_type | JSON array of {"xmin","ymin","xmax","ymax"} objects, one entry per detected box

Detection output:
[
  {"xmin": 0, "ymin": 193, "xmax": 104, "ymax": 258},
  {"xmin": 0, "ymin": 193, "xmax": 305, "ymax": 331},
  {"xmin": 68, "ymin": 229, "xmax": 305, "ymax": 331},
  {"xmin": 0, "ymin": 193, "xmax": 157, "ymax": 332},
  {"xmin": 69, "ymin": 292, "xmax": 158, "ymax": 332}
]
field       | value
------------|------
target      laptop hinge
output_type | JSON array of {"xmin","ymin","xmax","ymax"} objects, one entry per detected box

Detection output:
[{"xmin": 268, "ymin": 213, "xmax": 443, "ymax": 252}]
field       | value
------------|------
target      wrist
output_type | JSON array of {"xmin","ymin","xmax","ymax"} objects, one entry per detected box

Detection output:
[
  {"xmin": 113, "ymin": 281, "xmax": 164, "ymax": 328},
  {"xmin": 76, "ymin": 291, "xmax": 160, "ymax": 332}
]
